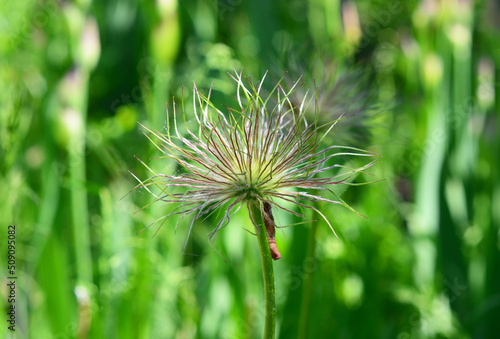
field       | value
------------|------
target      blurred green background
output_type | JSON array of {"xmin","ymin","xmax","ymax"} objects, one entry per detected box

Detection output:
[{"xmin": 1, "ymin": 0, "xmax": 499, "ymax": 338}]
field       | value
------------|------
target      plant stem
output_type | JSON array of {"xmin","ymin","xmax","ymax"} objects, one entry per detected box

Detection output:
[
  {"xmin": 249, "ymin": 201, "xmax": 276, "ymax": 339},
  {"xmin": 67, "ymin": 71, "xmax": 94, "ymax": 287}
]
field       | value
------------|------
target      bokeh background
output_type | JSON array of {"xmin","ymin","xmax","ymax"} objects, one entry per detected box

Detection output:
[{"xmin": 1, "ymin": 0, "xmax": 500, "ymax": 338}]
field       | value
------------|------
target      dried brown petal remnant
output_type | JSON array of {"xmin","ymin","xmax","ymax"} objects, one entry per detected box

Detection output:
[{"xmin": 263, "ymin": 202, "xmax": 281, "ymax": 260}]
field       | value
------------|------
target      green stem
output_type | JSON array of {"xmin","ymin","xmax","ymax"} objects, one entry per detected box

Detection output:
[
  {"xmin": 249, "ymin": 201, "xmax": 276, "ymax": 339},
  {"xmin": 68, "ymin": 72, "xmax": 93, "ymax": 286}
]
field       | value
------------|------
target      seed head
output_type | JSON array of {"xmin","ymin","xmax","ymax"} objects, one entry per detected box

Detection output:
[{"xmin": 131, "ymin": 70, "xmax": 379, "ymax": 259}]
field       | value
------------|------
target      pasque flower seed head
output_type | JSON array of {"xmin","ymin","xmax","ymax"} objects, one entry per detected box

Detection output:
[{"xmin": 131, "ymin": 70, "xmax": 379, "ymax": 259}]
